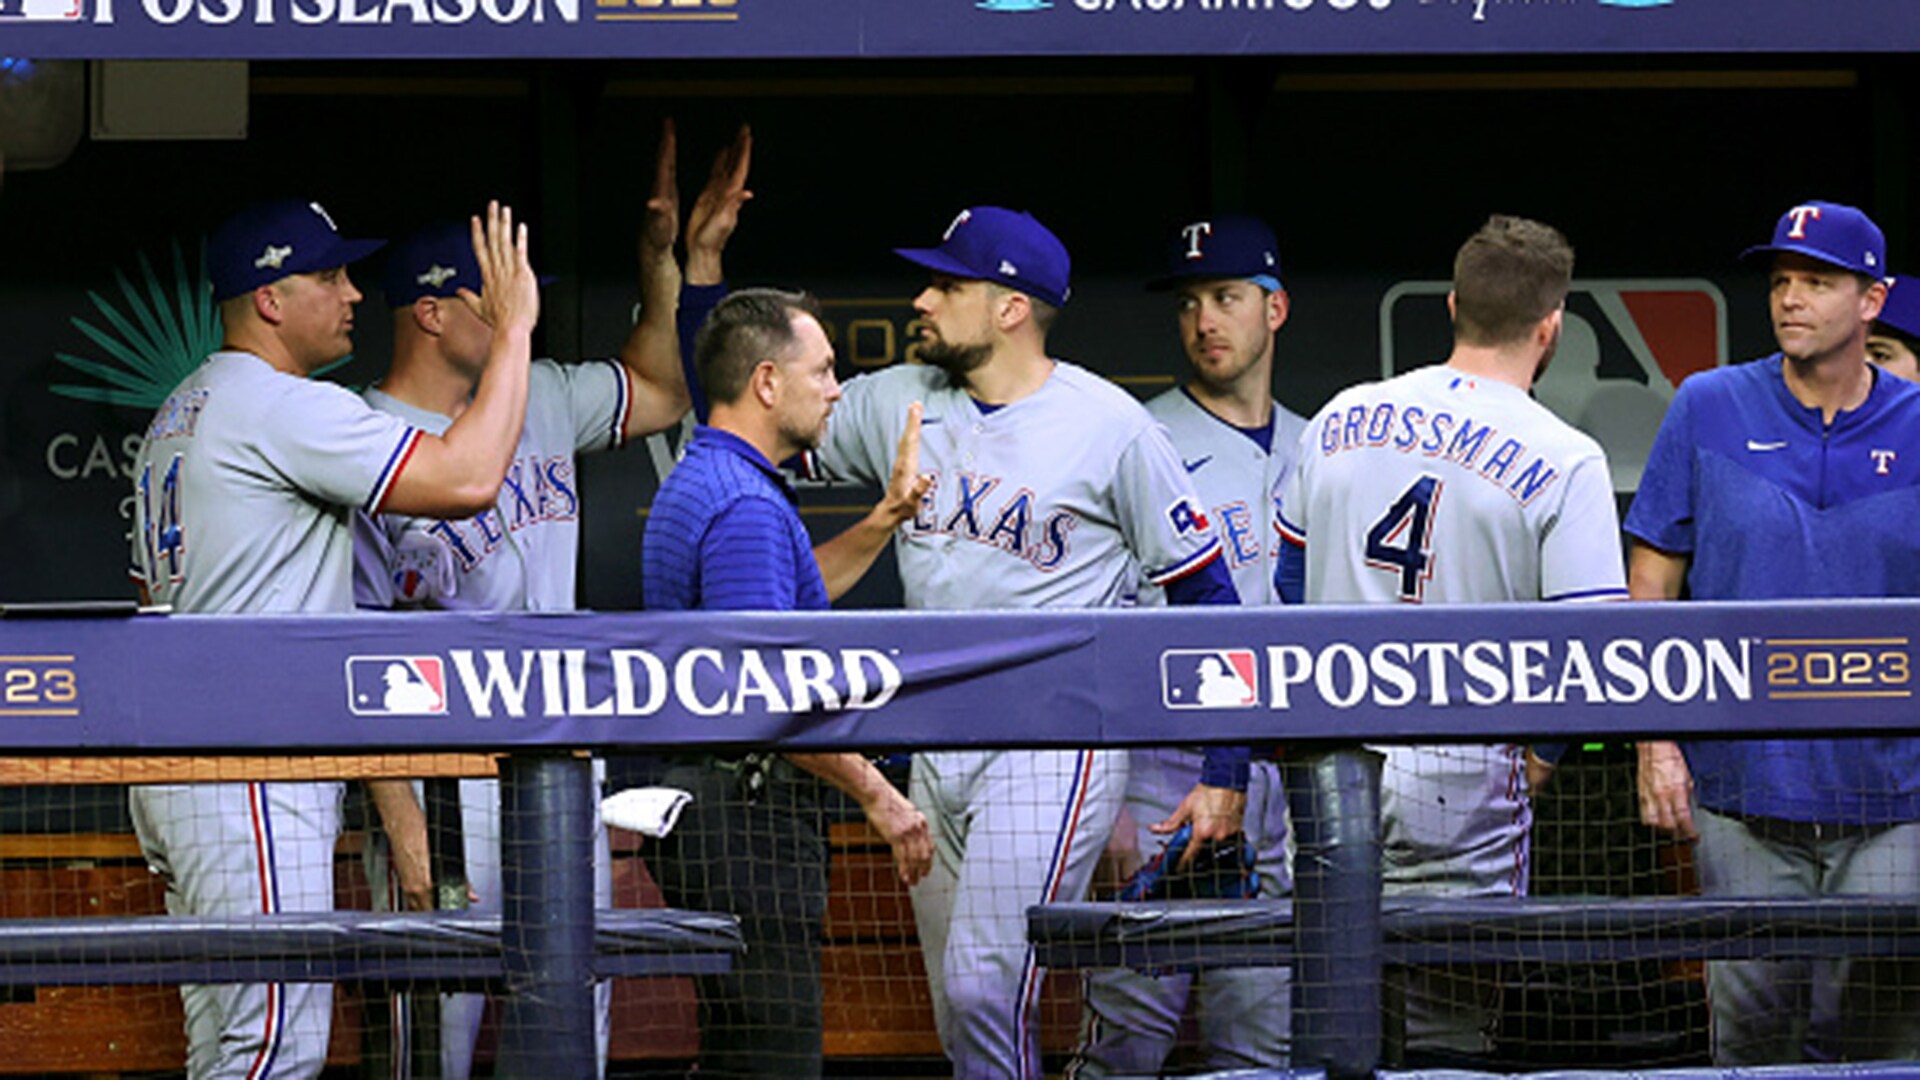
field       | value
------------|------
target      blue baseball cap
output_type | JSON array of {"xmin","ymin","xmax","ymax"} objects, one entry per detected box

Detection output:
[
  {"xmin": 1147, "ymin": 213, "xmax": 1283, "ymax": 292},
  {"xmin": 1877, "ymin": 274, "xmax": 1920, "ymax": 339},
  {"xmin": 895, "ymin": 206, "xmax": 1072, "ymax": 309},
  {"xmin": 207, "ymin": 198, "xmax": 384, "ymax": 301},
  {"xmin": 383, "ymin": 221, "xmax": 482, "ymax": 308},
  {"xmin": 1741, "ymin": 200, "xmax": 1885, "ymax": 277}
]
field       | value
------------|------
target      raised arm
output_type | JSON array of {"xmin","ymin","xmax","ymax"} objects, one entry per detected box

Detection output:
[
  {"xmin": 616, "ymin": 119, "xmax": 694, "ymax": 441},
  {"xmin": 814, "ymin": 403, "xmax": 930, "ymax": 601},
  {"xmin": 382, "ymin": 202, "xmax": 536, "ymax": 518}
]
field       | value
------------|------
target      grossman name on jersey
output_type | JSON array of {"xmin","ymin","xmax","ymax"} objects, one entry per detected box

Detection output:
[
  {"xmin": 448, "ymin": 647, "xmax": 901, "ymax": 719},
  {"xmin": 1261, "ymin": 636, "xmax": 1753, "ymax": 709}
]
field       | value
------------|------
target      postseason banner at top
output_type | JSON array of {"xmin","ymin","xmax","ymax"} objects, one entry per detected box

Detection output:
[{"xmin": 2, "ymin": 0, "xmax": 1918, "ymax": 61}]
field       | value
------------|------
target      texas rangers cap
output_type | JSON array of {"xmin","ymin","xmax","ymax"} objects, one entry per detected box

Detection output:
[
  {"xmin": 895, "ymin": 206, "xmax": 1072, "ymax": 309},
  {"xmin": 1146, "ymin": 213, "xmax": 1284, "ymax": 292},
  {"xmin": 1877, "ymin": 274, "xmax": 1920, "ymax": 339},
  {"xmin": 383, "ymin": 221, "xmax": 482, "ymax": 308},
  {"xmin": 207, "ymin": 199, "xmax": 384, "ymax": 302},
  {"xmin": 1741, "ymin": 200, "xmax": 1885, "ymax": 277}
]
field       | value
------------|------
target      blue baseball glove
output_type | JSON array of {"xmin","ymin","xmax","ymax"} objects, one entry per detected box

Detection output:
[{"xmin": 1117, "ymin": 823, "xmax": 1261, "ymax": 902}]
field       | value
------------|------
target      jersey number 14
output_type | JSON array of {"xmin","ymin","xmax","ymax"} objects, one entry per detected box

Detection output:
[
  {"xmin": 1364, "ymin": 475, "xmax": 1442, "ymax": 602},
  {"xmin": 136, "ymin": 454, "xmax": 185, "ymax": 588}
]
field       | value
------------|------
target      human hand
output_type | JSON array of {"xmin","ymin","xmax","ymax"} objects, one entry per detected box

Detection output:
[
  {"xmin": 865, "ymin": 786, "xmax": 933, "ymax": 887},
  {"xmin": 1637, "ymin": 740, "xmax": 1697, "ymax": 839},
  {"xmin": 686, "ymin": 124, "xmax": 752, "ymax": 284},
  {"xmin": 875, "ymin": 403, "xmax": 933, "ymax": 529},
  {"xmin": 460, "ymin": 200, "xmax": 537, "ymax": 334},
  {"xmin": 1151, "ymin": 784, "xmax": 1246, "ymax": 868}
]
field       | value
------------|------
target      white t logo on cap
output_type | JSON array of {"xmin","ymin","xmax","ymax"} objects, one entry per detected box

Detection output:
[
  {"xmin": 1786, "ymin": 204, "xmax": 1822, "ymax": 239},
  {"xmin": 943, "ymin": 209, "xmax": 972, "ymax": 242},
  {"xmin": 1182, "ymin": 221, "xmax": 1212, "ymax": 260},
  {"xmin": 254, "ymin": 244, "xmax": 292, "ymax": 270}
]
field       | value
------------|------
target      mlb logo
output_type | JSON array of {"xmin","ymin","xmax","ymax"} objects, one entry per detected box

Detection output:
[
  {"xmin": 0, "ymin": 0, "xmax": 85, "ymax": 20},
  {"xmin": 346, "ymin": 655, "xmax": 447, "ymax": 716},
  {"xmin": 1161, "ymin": 649, "xmax": 1259, "ymax": 710},
  {"xmin": 1381, "ymin": 277, "xmax": 1727, "ymax": 493}
]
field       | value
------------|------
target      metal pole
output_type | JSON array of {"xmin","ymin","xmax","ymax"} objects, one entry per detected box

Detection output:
[
  {"xmin": 1284, "ymin": 746, "xmax": 1384, "ymax": 1080},
  {"xmin": 496, "ymin": 752, "xmax": 596, "ymax": 1079}
]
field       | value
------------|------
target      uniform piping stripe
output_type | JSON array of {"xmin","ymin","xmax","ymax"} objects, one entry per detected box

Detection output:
[
  {"xmin": 1018, "ymin": 749, "xmax": 1095, "ymax": 1079},
  {"xmin": 367, "ymin": 429, "xmax": 424, "ymax": 515},
  {"xmin": 608, "ymin": 360, "xmax": 633, "ymax": 449},
  {"xmin": 245, "ymin": 783, "xmax": 287, "ymax": 1079},
  {"xmin": 1547, "ymin": 586, "xmax": 1630, "ymax": 602},
  {"xmin": 1276, "ymin": 511, "xmax": 1306, "ymax": 546},
  {"xmin": 1149, "ymin": 538, "xmax": 1223, "ymax": 586}
]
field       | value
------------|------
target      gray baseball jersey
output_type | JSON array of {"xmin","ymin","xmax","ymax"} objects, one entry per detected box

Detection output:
[
  {"xmin": 1141, "ymin": 386, "xmax": 1308, "ymax": 606},
  {"xmin": 815, "ymin": 361, "xmax": 1223, "ymax": 607},
  {"xmin": 126, "ymin": 349, "xmax": 419, "ymax": 1079},
  {"xmin": 1277, "ymin": 363, "xmax": 1624, "ymax": 607},
  {"xmin": 813, "ymin": 360, "xmax": 1222, "ymax": 1080},
  {"xmin": 130, "ymin": 351, "xmax": 420, "ymax": 613},
  {"xmin": 1277, "ymin": 362, "xmax": 1625, "ymax": 1055},
  {"xmin": 353, "ymin": 358, "xmax": 631, "ymax": 612},
  {"xmin": 1076, "ymin": 386, "xmax": 1307, "ymax": 1075},
  {"xmin": 355, "ymin": 358, "xmax": 627, "ymax": 1079}
]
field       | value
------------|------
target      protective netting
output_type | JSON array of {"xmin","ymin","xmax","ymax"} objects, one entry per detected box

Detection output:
[{"xmin": 2, "ymin": 738, "xmax": 1918, "ymax": 1076}]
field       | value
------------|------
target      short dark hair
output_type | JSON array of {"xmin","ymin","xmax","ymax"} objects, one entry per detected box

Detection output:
[
  {"xmin": 693, "ymin": 288, "xmax": 824, "ymax": 406},
  {"xmin": 1452, "ymin": 215, "xmax": 1575, "ymax": 348}
]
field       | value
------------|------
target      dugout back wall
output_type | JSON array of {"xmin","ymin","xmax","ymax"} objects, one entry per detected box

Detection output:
[{"xmin": 0, "ymin": 43, "xmax": 1915, "ymax": 609}]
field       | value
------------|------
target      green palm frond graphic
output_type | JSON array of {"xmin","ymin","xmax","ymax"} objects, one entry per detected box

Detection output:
[{"xmin": 51, "ymin": 239, "xmax": 352, "ymax": 411}]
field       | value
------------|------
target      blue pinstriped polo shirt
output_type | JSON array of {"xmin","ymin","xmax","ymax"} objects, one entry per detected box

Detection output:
[{"xmin": 643, "ymin": 426, "xmax": 829, "ymax": 614}]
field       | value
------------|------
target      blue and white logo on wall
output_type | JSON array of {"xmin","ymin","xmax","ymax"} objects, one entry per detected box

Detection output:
[
  {"xmin": 978, "ymin": 0, "xmax": 1049, "ymax": 10},
  {"xmin": 1161, "ymin": 649, "xmax": 1259, "ymax": 710},
  {"xmin": 347, "ymin": 656, "xmax": 449, "ymax": 717}
]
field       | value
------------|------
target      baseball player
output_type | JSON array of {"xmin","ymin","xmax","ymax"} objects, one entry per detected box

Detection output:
[
  {"xmin": 1629, "ymin": 201, "xmax": 1920, "ymax": 1065},
  {"xmin": 351, "ymin": 125, "xmax": 697, "ymax": 1079},
  {"xmin": 127, "ymin": 199, "xmax": 537, "ymax": 1079},
  {"xmin": 1275, "ymin": 215, "xmax": 1626, "ymax": 1064},
  {"xmin": 805, "ymin": 206, "xmax": 1243, "ymax": 1080},
  {"xmin": 1868, "ymin": 273, "xmax": 1920, "ymax": 383},
  {"xmin": 1072, "ymin": 214, "xmax": 1305, "ymax": 1075}
]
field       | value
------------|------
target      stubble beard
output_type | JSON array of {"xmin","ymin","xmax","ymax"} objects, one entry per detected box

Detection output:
[{"xmin": 920, "ymin": 338, "xmax": 993, "ymax": 389}]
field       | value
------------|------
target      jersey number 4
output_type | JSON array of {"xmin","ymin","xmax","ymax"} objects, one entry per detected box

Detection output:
[
  {"xmin": 136, "ymin": 454, "xmax": 185, "ymax": 587},
  {"xmin": 1364, "ymin": 475, "xmax": 1442, "ymax": 602}
]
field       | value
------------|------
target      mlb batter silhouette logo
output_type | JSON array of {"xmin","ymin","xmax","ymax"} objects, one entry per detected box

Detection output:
[
  {"xmin": 1160, "ymin": 648, "xmax": 1258, "ymax": 709},
  {"xmin": 346, "ymin": 656, "xmax": 447, "ymax": 715}
]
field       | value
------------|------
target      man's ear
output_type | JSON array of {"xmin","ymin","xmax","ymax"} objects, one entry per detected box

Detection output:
[
  {"xmin": 412, "ymin": 296, "xmax": 445, "ymax": 336},
  {"xmin": 997, "ymin": 290, "xmax": 1031, "ymax": 333},
  {"xmin": 750, "ymin": 359, "xmax": 780, "ymax": 409},
  {"xmin": 253, "ymin": 284, "xmax": 283, "ymax": 326},
  {"xmin": 1537, "ymin": 306, "xmax": 1565, "ymax": 350},
  {"xmin": 1268, "ymin": 288, "xmax": 1290, "ymax": 333}
]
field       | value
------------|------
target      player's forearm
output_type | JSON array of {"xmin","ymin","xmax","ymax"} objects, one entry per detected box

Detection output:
[
  {"xmin": 366, "ymin": 779, "xmax": 433, "ymax": 911},
  {"xmin": 385, "ymin": 320, "xmax": 533, "ymax": 518},
  {"xmin": 618, "ymin": 246, "xmax": 693, "ymax": 438},
  {"xmin": 784, "ymin": 752, "xmax": 896, "ymax": 810},
  {"xmin": 1627, "ymin": 543, "xmax": 1688, "ymax": 601}
]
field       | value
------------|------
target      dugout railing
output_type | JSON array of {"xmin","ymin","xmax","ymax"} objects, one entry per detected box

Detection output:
[{"xmin": 0, "ymin": 602, "xmax": 1916, "ymax": 1077}]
